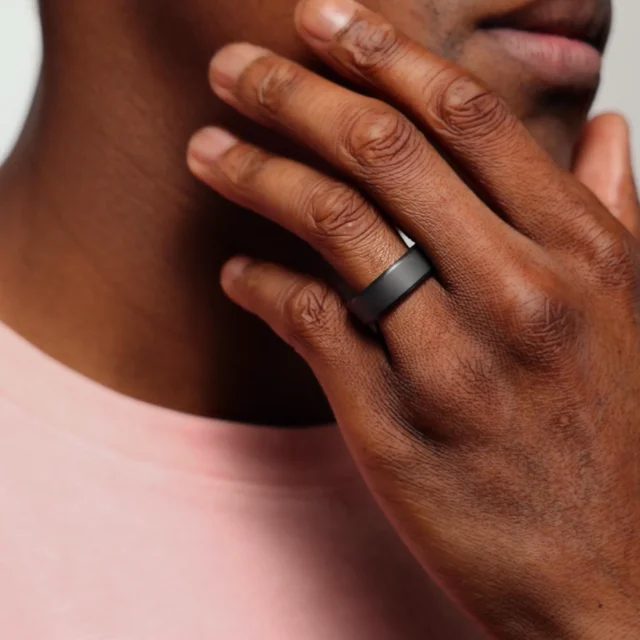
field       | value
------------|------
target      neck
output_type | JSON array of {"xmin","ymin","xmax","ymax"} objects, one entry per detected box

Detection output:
[{"xmin": 0, "ymin": 2, "xmax": 333, "ymax": 425}]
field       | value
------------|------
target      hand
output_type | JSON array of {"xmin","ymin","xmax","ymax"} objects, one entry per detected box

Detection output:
[{"xmin": 187, "ymin": 0, "xmax": 640, "ymax": 637}]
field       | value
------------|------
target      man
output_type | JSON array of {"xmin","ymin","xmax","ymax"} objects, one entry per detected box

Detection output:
[{"xmin": 0, "ymin": 0, "xmax": 638, "ymax": 637}]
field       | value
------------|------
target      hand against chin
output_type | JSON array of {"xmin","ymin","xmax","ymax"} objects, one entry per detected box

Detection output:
[{"xmin": 187, "ymin": 0, "xmax": 640, "ymax": 637}]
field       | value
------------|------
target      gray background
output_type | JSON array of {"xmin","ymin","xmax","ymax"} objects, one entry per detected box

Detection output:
[{"xmin": 0, "ymin": 0, "xmax": 637, "ymax": 163}]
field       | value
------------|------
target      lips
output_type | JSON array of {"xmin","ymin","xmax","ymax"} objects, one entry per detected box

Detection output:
[
  {"xmin": 477, "ymin": 0, "xmax": 611, "ymax": 86},
  {"xmin": 480, "ymin": 0, "xmax": 611, "ymax": 53}
]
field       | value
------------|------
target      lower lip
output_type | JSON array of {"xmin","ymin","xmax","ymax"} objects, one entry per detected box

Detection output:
[{"xmin": 483, "ymin": 28, "xmax": 602, "ymax": 86}]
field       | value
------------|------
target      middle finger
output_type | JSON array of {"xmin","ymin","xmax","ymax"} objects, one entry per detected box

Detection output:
[{"xmin": 209, "ymin": 42, "xmax": 525, "ymax": 291}]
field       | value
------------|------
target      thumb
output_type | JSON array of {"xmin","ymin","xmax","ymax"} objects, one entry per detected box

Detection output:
[{"xmin": 573, "ymin": 113, "xmax": 640, "ymax": 238}]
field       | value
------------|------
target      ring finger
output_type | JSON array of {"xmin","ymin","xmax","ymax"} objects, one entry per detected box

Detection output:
[{"xmin": 187, "ymin": 127, "xmax": 454, "ymax": 336}]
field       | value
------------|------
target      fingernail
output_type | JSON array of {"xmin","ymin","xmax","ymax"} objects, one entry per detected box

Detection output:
[
  {"xmin": 210, "ymin": 43, "xmax": 271, "ymax": 89},
  {"xmin": 188, "ymin": 127, "xmax": 239, "ymax": 166},
  {"xmin": 221, "ymin": 257, "xmax": 252, "ymax": 287},
  {"xmin": 296, "ymin": 0, "xmax": 357, "ymax": 42}
]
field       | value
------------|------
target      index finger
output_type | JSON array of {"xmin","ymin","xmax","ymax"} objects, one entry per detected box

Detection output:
[{"xmin": 294, "ymin": 0, "xmax": 606, "ymax": 248}]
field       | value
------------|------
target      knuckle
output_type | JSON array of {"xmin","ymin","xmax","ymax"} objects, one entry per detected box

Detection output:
[
  {"xmin": 218, "ymin": 143, "xmax": 269, "ymax": 188},
  {"xmin": 280, "ymin": 281, "xmax": 341, "ymax": 345},
  {"xmin": 307, "ymin": 183, "xmax": 378, "ymax": 246},
  {"xmin": 251, "ymin": 58, "xmax": 302, "ymax": 116},
  {"xmin": 584, "ymin": 226, "xmax": 638, "ymax": 290},
  {"xmin": 337, "ymin": 18, "xmax": 403, "ymax": 74},
  {"xmin": 557, "ymin": 187, "xmax": 604, "ymax": 231},
  {"xmin": 498, "ymin": 273, "xmax": 585, "ymax": 366},
  {"xmin": 431, "ymin": 72, "xmax": 511, "ymax": 141},
  {"xmin": 559, "ymin": 186, "xmax": 640, "ymax": 294},
  {"xmin": 341, "ymin": 104, "xmax": 418, "ymax": 172}
]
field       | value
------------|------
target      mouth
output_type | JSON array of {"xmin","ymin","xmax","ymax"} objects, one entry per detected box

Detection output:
[{"xmin": 479, "ymin": 0, "xmax": 611, "ymax": 86}]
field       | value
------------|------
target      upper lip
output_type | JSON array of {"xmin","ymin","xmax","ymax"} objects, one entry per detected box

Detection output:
[{"xmin": 480, "ymin": 0, "xmax": 612, "ymax": 53}]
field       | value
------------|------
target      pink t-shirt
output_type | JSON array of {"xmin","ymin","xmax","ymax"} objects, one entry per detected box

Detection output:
[{"xmin": 0, "ymin": 321, "xmax": 482, "ymax": 639}]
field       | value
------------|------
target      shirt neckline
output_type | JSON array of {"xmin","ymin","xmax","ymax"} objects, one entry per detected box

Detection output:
[{"xmin": 0, "ymin": 321, "xmax": 355, "ymax": 485}]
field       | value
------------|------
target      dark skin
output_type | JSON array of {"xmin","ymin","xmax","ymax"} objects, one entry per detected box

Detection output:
[
  {"xmin": 1, "ymin": 0, "xmax": 640, "ymax": 637},
  {"xmin": 0, "ymin": 0, "xmax": 613, "ymax": 423},
  {"xmin": 184, "ymin": 0, "xmax": 640, "ymax": 638}
]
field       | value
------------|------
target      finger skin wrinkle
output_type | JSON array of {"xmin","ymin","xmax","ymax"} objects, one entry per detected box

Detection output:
[
  {"xmin": 338, "ymin": 105, "xmax": 418, "ymax": 171},
  {"xmin": 306, "ymin": 183, "xmax": 384, "ymax": 252},
  {"xmin": 278, "ymin": 279, "xmax": 342, "ymax": 352},
  {"xmin": 218, "ymin": 143, "xmax": 272, "ymax": 190},
  {"xmin": 335, "ymin": 107, "xmax": 435, "ymax": 208},
  {"xmin": 333, "ymin": 15, "xmax": 405, "ymax": 77},
  {"xmin": 247, "ymin": 57, "xmax": 304, "ymax": 118},
  {"xmin": 437, "ymin": 77, "xmax": 511, "ymax": 143},
  {"xmin": 498, "ymin": 281, "xmax": 586, "ymax": 370}
]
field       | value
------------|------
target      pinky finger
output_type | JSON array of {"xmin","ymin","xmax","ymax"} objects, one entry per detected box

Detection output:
[{"xmin": 220, "ymin": 255, "xmax": 389, "ymax": 397}]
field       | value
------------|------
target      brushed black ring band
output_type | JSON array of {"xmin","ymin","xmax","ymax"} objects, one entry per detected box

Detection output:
[{"xmin": 346, "ymin": 246, "xmax": 435, "ymax": 326}]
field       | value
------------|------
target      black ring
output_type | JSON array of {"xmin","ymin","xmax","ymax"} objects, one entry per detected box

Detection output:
[{"xmin": 347, "ymin": 246, "xmax": 434, "ymax": 326}]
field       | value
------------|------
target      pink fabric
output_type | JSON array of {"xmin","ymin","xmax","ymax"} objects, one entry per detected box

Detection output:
[{"xmin": 0, "ymin": 321, "xmax": 479, "ymax": 639}]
